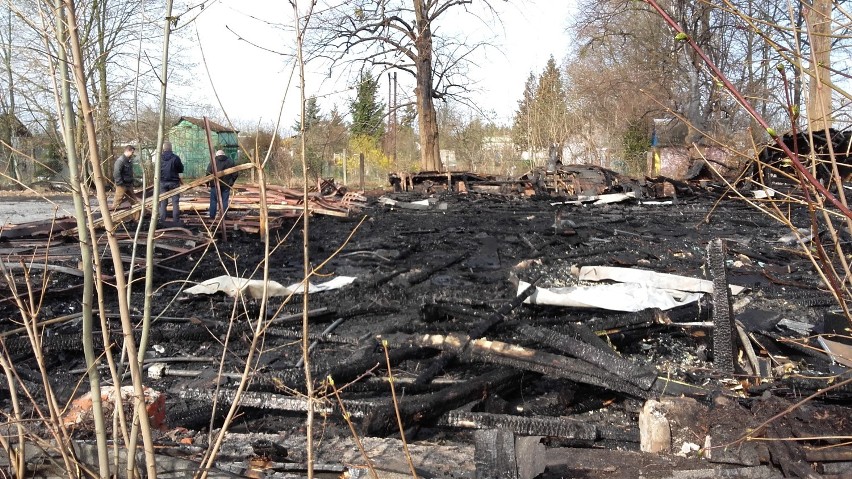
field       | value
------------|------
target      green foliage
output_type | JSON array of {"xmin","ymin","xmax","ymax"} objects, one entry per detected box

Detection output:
[
  {"xmin": 511, "ymin": 57, "xmax": 570, "ymax": 153},
  {"xmin": 349, "ymin": 72, "xmax": 385, "ymax": 140},
  {"xmin": 344, "ymin": 134, "xmax": 395, "ymax": 184},
  {"xmin": 512, "ymin": 73, "xmax": 537, "ymax": 152},
  {"xmin": 291, "ymin": 98, "xmax": 351, "ymax": 181},
  {"xmin": 37, "ymin": 140, "xmax": 64, "ymax": 178},
  {"xmin": 621, "ymin": 122, "xmax": 650, "ymax": 176},
  {"xmin": 293, "ymin": 97, "xmax": 323, "ymax": 132}
]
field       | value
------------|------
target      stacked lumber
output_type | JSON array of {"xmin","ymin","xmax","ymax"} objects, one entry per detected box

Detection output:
[{"xmin": 183, "ymin": 183, "xmax": 367, "ymax": 218}]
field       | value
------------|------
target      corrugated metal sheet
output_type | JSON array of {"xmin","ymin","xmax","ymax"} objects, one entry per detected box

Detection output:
[{"xmin": 168, "ymin": 118, "xmax": 239, "ymax": 178}]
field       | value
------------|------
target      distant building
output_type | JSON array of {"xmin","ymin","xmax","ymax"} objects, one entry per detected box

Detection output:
[
  {"xmin": 0, "ymin": 113, "xmax": 34, "ymax": 184},
  {"xmin": 650, "ymin": 118, "xmax": 733, "ymax": 179},
  {"xmin": 168, "ymin": 117, "xmax": 239, "ymax": 177},
  {"xmin": 440, "ymin": 149, "xmax": 457, "ymax": 169}
]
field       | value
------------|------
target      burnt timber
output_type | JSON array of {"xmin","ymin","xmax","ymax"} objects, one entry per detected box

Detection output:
[{"xmin": 0, "ymin": 180, "xmax": 850, "ymax": 478}]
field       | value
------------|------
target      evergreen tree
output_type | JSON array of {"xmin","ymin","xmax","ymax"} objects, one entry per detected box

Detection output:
[
  {"xmin": 349, "ymin": 72, "xmax": 385, "ymax": 140},
  {"xmin": 534, "ymin": 56, "xmax": 569, "ymax": 152},
  {"xmin": 293, "ymin": 96, "xmax": 322, "ymax": 132},
  {"xmin": 512, "ymin": 72, "xmax": 537, "ymax": 152},
  {"xmin": 511, "ymin": 57, "xmax": 571, "ymax": 159}
]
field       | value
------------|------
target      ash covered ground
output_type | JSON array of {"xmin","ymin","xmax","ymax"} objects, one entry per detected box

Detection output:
[{"xmin": 1, "ymin": 190, "xmax": 851, "ymax": 478}]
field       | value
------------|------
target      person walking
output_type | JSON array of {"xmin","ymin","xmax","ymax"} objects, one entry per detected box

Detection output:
[
  {"xmin": 158, "ymin": 141, "xmax": 184, "ymax": 224},
  {"xmin": 207, "ymin": 150, "xmax": 238, "ymax": 218},
  {"xmin": 112, "ymin": 145, "xmax": 141, "ymax": 221}
]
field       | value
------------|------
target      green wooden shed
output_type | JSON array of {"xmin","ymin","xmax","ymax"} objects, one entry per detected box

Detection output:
[{"xmin": 168, "ymin": 117, "xmax": 239, "ymax": 178}]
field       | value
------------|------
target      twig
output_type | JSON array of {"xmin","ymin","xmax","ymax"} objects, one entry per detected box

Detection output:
[
  {"xmin": 328, "ymin": 376, "xmax": 379, "ymax": 479},
  {"xmin": 382, "ymin": 339, "xmax": 419, "ymax": 478}
]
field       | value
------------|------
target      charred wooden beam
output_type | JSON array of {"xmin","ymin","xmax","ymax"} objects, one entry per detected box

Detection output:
[
  {"xmin": 708, "ymin": 238, "xmax": 736, "ymax": 374},
  {"xmin": 474, "ymin": 429, "xmax": 545, "ymax": 479},
  {"xmin": 177, "ymin": 387, "xmax": 375, "ymax": 419},
  {"xmin": 404, "ymin": 253, "xmax": 468, "ymax": 286},
  {"xmin": 322, "ymin": 344, "xmax": 437, "ymax": 390},
  {"xmin": 413, "ymin": 278, "xmax": 540, "ymax": 386},
  {"xmin": 582, "ymin": 308, "xmax": 658, "ymax": 332},
  {"xmin": 806, "ymin": 450, "xmax": 852, "ymax": 462},
  {"xmin": 363, "ymin": 368, "xmax": 521, "ymax": 437},
  {"xmin": 563, "ymin": 321, "xmax": 627, "ymax": 356},
  {"xmin": 650, "ymin": 376, "xmax": 710, "ymax": 397},
  {"xmin": 409, "ymin": 333, "xmax": 650, "ymax": 398},
  {"xmin": 438, "ymin": 411, "xmax": 598, "ymax": 442},
  {"xmin": 765, "ymin": 424, "xmax": 817, "ymax": 479},
  {"xmin": 518, "ymin": 324, "xmax": 656, "ymax": 390}
]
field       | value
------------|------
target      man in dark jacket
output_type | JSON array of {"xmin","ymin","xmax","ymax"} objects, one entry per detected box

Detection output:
[
  {"xmin": 112, "ymin": 145, "xmax": 140, "ymax": 221},
  {"xmin": 207, "ymin": 150, "xmax": 238, "ymax": 218},
  {"xmin": 158, "ymin": 141, "xmax": 184, "ymax": 223}
]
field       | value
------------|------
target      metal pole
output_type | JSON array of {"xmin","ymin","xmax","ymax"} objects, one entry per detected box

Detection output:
[
  {"xmin": 359, "ymin": 152, "xmax": 365, "ymax": 192},
  {"xmin": 393, "ymin": 72, "xmax": 397, "ymax": 168}
]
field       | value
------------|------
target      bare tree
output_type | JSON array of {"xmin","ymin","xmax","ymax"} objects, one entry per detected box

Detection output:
[
  {"xmin": 311, "ymin": 0, "xmax": 503, "ymax": 172},
  {"xmin": 806, "ymin": 0, "xmax": 832, "ymax": 132}
]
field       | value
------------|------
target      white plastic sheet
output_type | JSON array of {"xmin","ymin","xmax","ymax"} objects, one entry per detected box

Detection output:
[
  {"xmin": 519, "ymin": 280, "xmax": 703, "ymax": 312},
  {"xmin": 576, "ymin": 266, "xmax": 745, "ymax": 295},
  {"xmin": 184, "ymin": 275, "xmax": 356, "ymax": 299},
  {"xmin": 518, "ymin": 265, "xmax": 745, "ymax": 312}
]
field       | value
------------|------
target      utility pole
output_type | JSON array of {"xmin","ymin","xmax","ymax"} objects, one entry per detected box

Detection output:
[{"xmin": 392, "ymin": 72, "xmax": 398, "ymax": 168}]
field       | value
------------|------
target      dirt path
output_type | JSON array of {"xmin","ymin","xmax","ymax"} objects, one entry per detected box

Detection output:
[{"xmin": 0, "ymin": 195, "xmax": 75, "ymax": 225}]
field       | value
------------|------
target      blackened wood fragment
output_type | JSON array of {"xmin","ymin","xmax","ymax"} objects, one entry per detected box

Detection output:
[
  {"xmin": 412, "ymin": 278, "xmax": 540, "ymax": 386},
  {"xmin": 438, "ymin": 410, "xmax": 598, "ymax": 442},
  {"xmin": 708, "ymin": 238, "xmax": 736, "ymax": 374},
  {"xmin": 515, "ymin": 436, "xmax": 546, "ymax": 479},
  {"xmin": 765, "ymin": 424, "xmax": 818, "ymax": 479},
  {"xmin": 583, "ymin": 308, "xmax": 660, "ymax": 333},
  {"xmin": 519, "ymin": 324, "xmax": 656, "ymax": 390},
  {"xmin": 363, "ymin": 368, "xmax": 521, "ymax": 436},
  {"xmin": 806, "ymin": 450, "xmax": 852, "ymax": 462},
  {"xmin": 564, "ymin": 321, "xmax": 624, "ymax": 357},
  {"xmin": 404, "ymin": 253, "xmax": 468, "ymax": 286},
  {"xmin": 474, "ymin": 429, "xmax": 518, "ymax": 479},
  {"xmin": 413, "ymin": 333, "xmax": 650, "ymax": 398}
]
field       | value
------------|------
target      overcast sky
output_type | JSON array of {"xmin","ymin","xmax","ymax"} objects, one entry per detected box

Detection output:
[{"xmin": 180, "ymin": 1, "xmax": 576, "ymax": 130}]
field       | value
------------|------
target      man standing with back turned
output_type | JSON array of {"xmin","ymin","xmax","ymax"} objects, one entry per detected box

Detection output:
[
  {"xmin": 159, "ymin": 141, "xmax": 184, "ymax": 224},
  {"xmin": 112, "ymin": 145, "xmax": 140, "ymax": 221},
  {"xmin": 207, "ymin": 150, "xmax": 237, "ymax": 218}
]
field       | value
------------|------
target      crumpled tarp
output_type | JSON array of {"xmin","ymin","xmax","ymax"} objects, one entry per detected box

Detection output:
[
  {"xmin": 184, "ymin": 275, "xmax": 356, "ymax": 299},
  {"xmin": 519, "ymin": 280, "xmax": 702, "ymax": 311},
  {"xmin": 518, "ymin": 265, "xmax": 745, "ymax": 312},
  {"xmin": 576, "ymin": 266, "xmax": 745, "ymax": 295}
]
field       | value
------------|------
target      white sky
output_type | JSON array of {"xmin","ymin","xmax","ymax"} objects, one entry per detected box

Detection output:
[{"xmin": 180, "ymin": 1, "xmax": 576, "ymax": 130}]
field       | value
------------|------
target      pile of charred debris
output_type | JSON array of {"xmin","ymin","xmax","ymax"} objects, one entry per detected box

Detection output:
[{"xmin": 0, "ymin": 164, "xmax": 850, "ymax": 479}]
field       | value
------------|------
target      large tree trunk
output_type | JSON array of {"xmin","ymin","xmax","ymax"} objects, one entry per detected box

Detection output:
[
  {"xmin": 413, "ymin": 0, "xmax": 442, "ymax": 172},
  {"xmin": 95, "ymin": 0, "xmax": 113, "ymax": 165},
  {"xmin": 3, "ymin": 5, "xmax": 17, "ymax": 184},
  {"xmin": 807, "ymin": 0, "xmax": 832, "ymax": 132}
]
